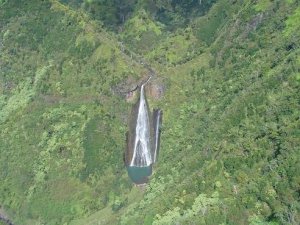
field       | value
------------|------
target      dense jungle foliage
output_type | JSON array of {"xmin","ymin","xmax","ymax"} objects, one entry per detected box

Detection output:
[{"xmin": 0, "ymin": 0, "xmax": 299, "ymax": 224}]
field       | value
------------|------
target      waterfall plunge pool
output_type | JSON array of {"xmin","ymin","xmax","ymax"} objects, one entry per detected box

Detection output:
[{"xmin": 126, "ymin": 165, "xmax": 152, "ymax": 184}]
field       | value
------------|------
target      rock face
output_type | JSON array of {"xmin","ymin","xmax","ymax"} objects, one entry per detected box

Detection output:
[
  {"xmin": 125, "ymin": 82, "xmax": 162, "ymax": 184},
  {"xmin": 0, "ymin": 207, "xmax": 13, "ymax": 225},
  {"xmin": 147, "ymin": 82, "xmax": 165, "ymax": 99}
]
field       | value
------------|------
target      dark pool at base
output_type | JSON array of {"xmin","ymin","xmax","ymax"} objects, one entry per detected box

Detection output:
[{"xmin": 127, "ymin": 165, "xmax": 152, "ymax": 184}]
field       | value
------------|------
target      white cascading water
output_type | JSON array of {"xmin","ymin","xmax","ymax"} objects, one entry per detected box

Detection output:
[
  {"xmin": 130, "ymin": 83, "xmax": 153, "ymax": 167},
  {"xmin": 153, "ymin": 110, "xmax": 162, "ymax": 163}
]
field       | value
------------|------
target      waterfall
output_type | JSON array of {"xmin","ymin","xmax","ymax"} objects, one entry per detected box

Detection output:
[
  {"xmin": 130, "ymin": 84, "xmax": 153, "ymax": 167},
  {"xmin": 126, "ymin": 76, "xmax": 163, "ymax": 184},
  {"xmin": 152, "ymin": 109, "xmax": 162, "ymax": 163}
]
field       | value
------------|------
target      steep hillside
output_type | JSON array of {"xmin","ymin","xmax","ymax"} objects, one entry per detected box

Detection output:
[
  {"xmin": 0, "ymin": 0, "xmax": 299, "ymax": 225},
  {"xmin": 0, "ymin": 1, "xmax": 146, "ymax": 224}
]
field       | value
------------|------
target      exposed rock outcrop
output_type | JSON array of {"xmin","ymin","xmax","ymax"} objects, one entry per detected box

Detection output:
[{"xmin": 0, "ymin": 207, "xmax": 13, "ymax": 225}]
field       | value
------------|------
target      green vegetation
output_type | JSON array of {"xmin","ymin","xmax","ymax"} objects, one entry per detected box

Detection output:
[{"xmin": 0, "ymin": 0, "xmax": 299, "ymax": 224}]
